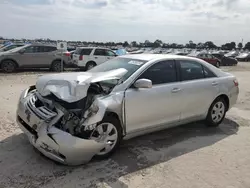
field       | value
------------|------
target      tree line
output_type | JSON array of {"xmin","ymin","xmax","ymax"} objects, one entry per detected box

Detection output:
[
  {"xmin": 125, "ymin": 40, "xmax": 250, "ymax": 51},
  {"xmin": 1, "ymin": 37, "xmax": 250, "ymax": 50}
]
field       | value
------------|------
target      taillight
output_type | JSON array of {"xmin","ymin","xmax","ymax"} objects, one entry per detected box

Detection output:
[
  {"xmin": 65, "ymin": 52, "xmax": 70, "ymax": 57},
  {"xmin": 233, "ymin": 79, "xmax": 239, "ymax": 87},
  {"xmin": 79, "ymin": 55, "xmax": 83, "ymax": 60}
]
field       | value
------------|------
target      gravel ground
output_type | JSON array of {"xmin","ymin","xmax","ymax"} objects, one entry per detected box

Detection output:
[{"xmin": 0, "ymin": 63, "xmax": 250, "ymax": 188}]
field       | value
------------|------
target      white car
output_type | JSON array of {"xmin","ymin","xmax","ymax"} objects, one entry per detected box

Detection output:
[{"xmin": 72, "ymin": 47, "xmax": 117, "ymax": 70}]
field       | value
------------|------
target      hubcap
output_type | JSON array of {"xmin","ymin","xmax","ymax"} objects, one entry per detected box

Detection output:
[
  {"xmin": 55, "ymin": 62, "xmax": 62, "ymax": 71},
  {"xmin": 211, "ymin": 101, "xmax": 225, "ymax": 123},
  {"xmin": 87, "ymin": 64, "xmax": 95, "ymax": 70},
  {"xmin": 90, "ymin": 123, "xmax": 118, "ymax": 155}
]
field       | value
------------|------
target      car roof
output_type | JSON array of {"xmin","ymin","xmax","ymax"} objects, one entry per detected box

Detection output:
[
  {"xmin": 120, "ymin": 54, "xmax": 200, "ymax": 61},
  {"xmin": 77, "ymin": 47, "xmax": 110, "ymax": 50}
]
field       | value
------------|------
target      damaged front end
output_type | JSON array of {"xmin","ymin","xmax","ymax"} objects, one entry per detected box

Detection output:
[{"xmin": 16, "ymin": 69, "xmax": 126, "ymax": 165}]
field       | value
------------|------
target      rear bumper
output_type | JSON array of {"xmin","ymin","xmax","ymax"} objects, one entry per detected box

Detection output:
[{"xmin": 228, "ymin": 87, "xmax": 239, "ymax": 110}]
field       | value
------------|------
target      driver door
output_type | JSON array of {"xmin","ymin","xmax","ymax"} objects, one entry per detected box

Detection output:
[{"xmin": 125, "ymin": 60, "xmax": 182, "ymax": 134}]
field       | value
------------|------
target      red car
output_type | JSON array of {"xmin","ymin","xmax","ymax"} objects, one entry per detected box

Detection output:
[{"xmin": 189, "ymin": 53, "xmax": 221, "ymax": 68}]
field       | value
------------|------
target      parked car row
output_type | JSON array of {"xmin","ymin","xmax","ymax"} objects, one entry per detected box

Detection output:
[
  {"xmin": 187, "ymin": 52, "xmax": 238, "ymax": 67},
  {"xmin": 0, "ymin": 43, "xmax": 24, "ymax": 52},
  {"xmin": 2, "ymin": 42, "xmax": 250, "ymax": 73}
]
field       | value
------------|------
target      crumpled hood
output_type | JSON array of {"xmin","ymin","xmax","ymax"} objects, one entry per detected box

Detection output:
[{"xmin": 36, "ymin": 68, "xmax": 127, "ymax": 103}]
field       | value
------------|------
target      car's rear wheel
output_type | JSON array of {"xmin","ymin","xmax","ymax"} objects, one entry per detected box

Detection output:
[
  {"xmin": 85, "ymin": 61, "xmax": 96, "ymax": 71},
  {"xmin": 1, "ymin": 60, "xmax": 17, "ymax": 73},
  {"xmin": 205, "ymin": 97, "xmax": 227, "ymax": 127},
  {"xmin": 51, "ymin": 60, "xmax": 63, "ymax": 72},
  {"xmin": 216, "ymin": 61, "xmax": 220, "ymax": 68},
  {"xmin": 90, "ymin": 116, "xmax": 122, "ymax": 159}
]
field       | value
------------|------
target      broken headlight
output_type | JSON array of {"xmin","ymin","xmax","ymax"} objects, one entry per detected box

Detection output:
[{"xmin": 83, "ymin": 101, "xmax": 99, "ymax": 119}]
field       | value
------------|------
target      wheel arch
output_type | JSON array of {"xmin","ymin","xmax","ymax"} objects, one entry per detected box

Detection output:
[
  {"xmin": 214, "ymin": 94, "xmax": 230, "ymax": 111},
  {"xmin": 104, "ymin": 111, "xmax": 125, "ymax": 135},
  {"xmin": 0, "ymin": 58, "xmax": 19, "ymax": 67},
  {"xmin": 86, "ymin": 61, "xmax": 96, "ymax": 65},
  {"xmin": 51, "ymin": 59, "xmax": 66, "ymax": 66}
]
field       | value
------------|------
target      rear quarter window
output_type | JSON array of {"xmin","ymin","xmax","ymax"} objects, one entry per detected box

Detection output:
[{"xmin": 75, "ymin": 48, "xmax": 92, "ymax": 55}]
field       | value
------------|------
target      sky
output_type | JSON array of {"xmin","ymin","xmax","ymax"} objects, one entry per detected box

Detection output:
[{"xmin": 0, "ymin": 0, "xmax": 250, "ymax": 45}]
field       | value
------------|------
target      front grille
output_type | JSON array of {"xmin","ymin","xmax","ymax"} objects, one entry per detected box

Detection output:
[
  {"xmin": 17, "ymin": 116, "xmax": 38, "ymax": 138},
  {"xmin": 26, "ymin": 95, "xmax": 57, "ymax": 120}
]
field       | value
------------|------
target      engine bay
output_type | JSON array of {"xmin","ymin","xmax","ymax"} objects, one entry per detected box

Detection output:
[{"xmin": 32, "ymin": 81, "xmax": 116, "ymax": 139}]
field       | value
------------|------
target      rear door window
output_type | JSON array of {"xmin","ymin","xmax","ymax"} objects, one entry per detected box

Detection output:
[
  {"xmin": 179, "ymin": 61, "xmax": 205, "ymax": 81},
  {"xmin": 94, "ymin": 49, "xmax": 106, "ymax": 56},
  {"xmin": 80, "ymin": 48, "xmax": 92, "ymax": 55},
  {"xmin": 24, "ymin": 46, "xmax": 43, "ymax": 53},
  {"xmin": 105, "ymin": 50, "xmax": 116, "ymax": 56},
  {"xmin": 75, "ymin": 48, "xmax": 92, "ymax": 55},
  {"xmin": 41, "ymin": 46, "xmax": 57, "ymax": 52},
  {"xmin": 203, "ymin": 66, "xmax": 216, "ymax": 78}
]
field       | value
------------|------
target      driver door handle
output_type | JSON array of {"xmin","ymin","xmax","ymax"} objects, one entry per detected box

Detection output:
[
  {"xmin": 212, "ymin": 81, "xmax": 218, "ymax": 86},
  {"xmin": 172, "ymin": 88, "xmax": 182, "ymax": 93}
]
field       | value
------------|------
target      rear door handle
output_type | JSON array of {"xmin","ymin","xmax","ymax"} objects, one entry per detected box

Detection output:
[
  {"xmin": 94, "ymin": 57, "xmax": 98, "ymax": 59},
  {"xmin": 212, "ymin": 81, "xmax": 218, "ymax": 86},
  {"xmin": 172, "ymin": 88, "xmax": 182, "ymax": 93}
]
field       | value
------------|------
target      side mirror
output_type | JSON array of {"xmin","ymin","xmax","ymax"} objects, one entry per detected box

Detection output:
[
  {"xmin": 19, "ymin": 49, "xmax": 25, "ymax": 54},
  {"xmin": 134, "ymin": 79, "xmax": 152, "ymax": 89}
]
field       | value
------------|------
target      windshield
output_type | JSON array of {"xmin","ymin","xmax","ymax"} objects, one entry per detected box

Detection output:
[
  {"xmin": 88, "ymin": 57, "xmax": 147, "ymax": 83},
  {"xmin": 6, "ymin": 45, "xmax": 29, "ymax": 53}
]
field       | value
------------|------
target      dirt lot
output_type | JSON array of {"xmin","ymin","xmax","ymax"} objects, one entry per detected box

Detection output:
[{"xmin": 0, "ymin": 63, "xmax": 250, "ymax": 188}]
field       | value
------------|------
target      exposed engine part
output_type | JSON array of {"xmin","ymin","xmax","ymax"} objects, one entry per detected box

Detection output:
[
  {"xmin": 39, "ymin": 82, "xmax": 112, "ymax": 139},
  {"xmin": 60, "ymin": 111, "xmax": 80, "ymax": 135}
]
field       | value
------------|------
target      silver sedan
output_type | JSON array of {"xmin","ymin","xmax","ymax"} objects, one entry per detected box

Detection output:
[{"xmin": 16, "ymin": 54, "xmax": 239, "ymax": 165}]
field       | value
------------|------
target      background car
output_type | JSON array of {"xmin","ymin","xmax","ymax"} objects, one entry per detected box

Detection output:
[
  {"xmin": 72, "ymin": 47, "xmax": 117, "ymax": 70},
  {"xmin": 211, "ymin": 53, "xmax": 238, "ymax": 66},
  {"xmin": 236, "ymin": 52, "xmax": 250, "ymax": 62},
  {"xmin": 188, "ymin": 52, "xmax": 221, "ymax": 67},
  {"xmin": 224, "ymin": 51, "xmax": 240, "ymax": 58},
  {"xmin": 0, "ymin": 43, "xmax": 24, "ymax": 52},
  {"xmin": 0, "ymin": 44, "xmax": 71, "ymax": 73}
]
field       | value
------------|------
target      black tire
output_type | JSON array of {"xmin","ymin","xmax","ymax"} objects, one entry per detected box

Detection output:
[
  {"xmin": 1, "ymin": 60, "xmax": 17, "ymax": 73},
  {"xmin": 205, "ymin": 97, "xmax": 227, "ymax": 127},
  {"xmin": 85, "ymin": 61, "xmax": 96, "ymax": 71},
  {"xmin": 216, "ymin": 61, "xmax": 220, "ymax": 68},
  {"xmin": 93, "ymin": 116, "xmax": 122, "ymax": 160},
  {"xmin": 51, "ymin": 60, "xmax": 63, "ymax": 72}
]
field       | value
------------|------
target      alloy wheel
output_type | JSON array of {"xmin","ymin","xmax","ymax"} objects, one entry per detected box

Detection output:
[
  {"xmin": 2, "ymin": 61, "xmax": 15, "ymax": 72},
  {"xmin": 87, "ymin": 64, "xmax": 95, "ymax": 70},
  {"xmin": 211, "ymin": 101, "xmax": 225, "ymax": 123},
  {"xmin": 90, "ymin": 123, "xmax": 118, "ymax": 155}
]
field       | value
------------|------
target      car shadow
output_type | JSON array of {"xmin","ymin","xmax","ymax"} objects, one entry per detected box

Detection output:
[{"xmin": 0, "ymin": 118, "xmax": 239, "ymax": 188}]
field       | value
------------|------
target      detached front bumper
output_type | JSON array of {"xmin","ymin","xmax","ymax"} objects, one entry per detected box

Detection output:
[{"xmin": 16, "ymin": 87, "xmax": 105, "ymax": 165}]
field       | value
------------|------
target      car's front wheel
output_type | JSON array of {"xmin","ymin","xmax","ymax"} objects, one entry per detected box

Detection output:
[
  {"xmin": 1, "ymin": 60, "xmax": 17, "ymax": 73},
  {"xmin": 205, "ymin": 97, "xmax": 227, "ymax": 127},
  {"xmin": 90, "ymin": 116, "xmax": 122, "ymax": 159}
]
